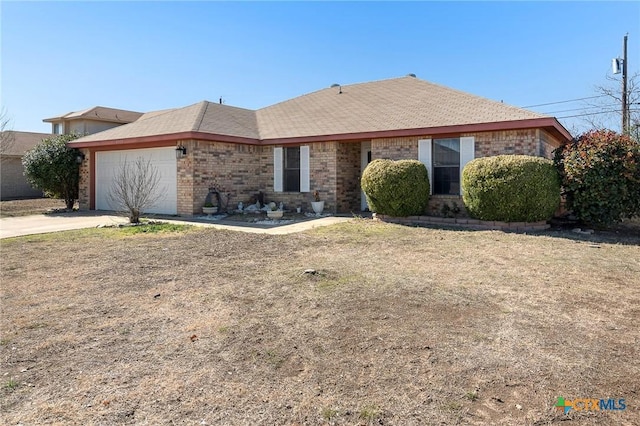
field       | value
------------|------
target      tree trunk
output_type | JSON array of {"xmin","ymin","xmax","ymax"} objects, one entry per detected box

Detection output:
[
  {"xmin": 130, "ymin": 208, "xmax": 140, "ymax": 224},
  {"xmin": 65, "ymin": 198, "xmax": 75, "ymax": 210}
]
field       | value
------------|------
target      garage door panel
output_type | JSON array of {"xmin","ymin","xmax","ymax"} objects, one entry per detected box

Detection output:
[{"xmin": 95, "ymin": 148, "xmax": 177, "ymax": 215}]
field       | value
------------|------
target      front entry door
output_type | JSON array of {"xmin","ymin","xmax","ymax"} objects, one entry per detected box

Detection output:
[{"xmin": 361, "ymin": 141, "xmax": 372, "ymax": 211}]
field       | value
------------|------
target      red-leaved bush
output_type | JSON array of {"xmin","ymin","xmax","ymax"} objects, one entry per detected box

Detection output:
[{"xmin": 553, "ymin": 129, "xmax": 640, "ymax": 225}]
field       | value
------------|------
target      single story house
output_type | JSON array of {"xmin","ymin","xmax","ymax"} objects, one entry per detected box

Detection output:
[
  {"xmin": 0, "ymin": 131, "xmax": 51, "ymax": 200},
  {"xmin": 69, "ymin": 75, "xmax": 572, "ymax": 216}
]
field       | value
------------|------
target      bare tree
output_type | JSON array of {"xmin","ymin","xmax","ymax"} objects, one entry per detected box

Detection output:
[
  {"xmin": 581, "ymin": 72, "xmax": 640, "ymax": 139},
  {"xmin": 108, "ymin": 157, "xmax": 165, "ymax": 223},
  {"xmin": 0, "ymin": 107, "xmax": 15, "ymax": 160}
]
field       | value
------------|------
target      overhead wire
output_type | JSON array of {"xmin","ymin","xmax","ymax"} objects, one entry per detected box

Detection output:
[
  {"xmin": 521, "ymin": 95, "xmax": 608, "ymax": 108},
  {"xmin": 542, "ymin": 103, "xmax": 619, "ymax": 115}
]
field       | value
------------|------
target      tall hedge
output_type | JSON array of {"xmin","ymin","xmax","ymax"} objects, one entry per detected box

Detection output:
[
  {"xmin": 462, "ymin": 155, "xmax": 560, "ymax": 222},
  {"xmin": 361, "ymin": 159, "xmax": 430, "ymax": 217},
  {"xmin": 554, "ymin": 129, "xmax": 640, "ymax": 225}
]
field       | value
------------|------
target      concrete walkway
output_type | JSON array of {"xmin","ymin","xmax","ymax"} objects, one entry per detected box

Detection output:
[{"xmin": 0, "ymin": 212, "xmax": 353, "ymax": 239}]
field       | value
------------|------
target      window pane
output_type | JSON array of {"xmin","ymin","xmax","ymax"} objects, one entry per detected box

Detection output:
[
  {"xmin": 433, "ymin": 138, "xmax": 460, "ymax": 195},
  {"xmin": 285, "ymin": 147, "xmax": 300, "ymax": 168},
  {"xmin": 433, "ymin": 138, "xmax": 460, "ymax": 167},
  {"xmin": 284, "ymin": 170, "xmax": 300, "ymax": 192},
  {"xmin": 433, "ymin": 166, "xmax": 460, "ymax": 195},
  {"xmin": 284, "ymin": 147, "xmax": 300, "ymax": 192}
]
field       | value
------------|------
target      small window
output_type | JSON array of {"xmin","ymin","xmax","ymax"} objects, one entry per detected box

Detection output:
[
  {"xmin": 53, "ymin": 123, "xmax": 62, "ymax": 134},
  {"xmin": 284, "ymin": 147, "xmax": 300, "ymax": 192},
  {"xmin": 433, "ymin": 138, "xmax": 460, "ymax": 195}
]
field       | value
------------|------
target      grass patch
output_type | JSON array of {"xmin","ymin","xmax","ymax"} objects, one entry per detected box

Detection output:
[
  {"xmin": 359, "ymin": 404, "xmax": 379, "ymax": 422},
  {"xmin": 321, "ymin": 407, "xmax": 338, "ymax": 421},
  {"xmin": 465, "ymin": 391, "xmax": 478, "ymax": 401},
  {"xmin": 2, "ymin": 223, "xmax": 195, "ymax": 245},
  {"xmin": 115, "ymin": 222, "xmax": 192, "ymax": 235},
  {"xmin": 4, "ymin": 379, "xmax": 18, "ymax": 390}
]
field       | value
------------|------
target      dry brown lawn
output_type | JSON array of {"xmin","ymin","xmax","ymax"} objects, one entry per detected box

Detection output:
[
  {"xmin": 1, "ymin": 220, "xmax": 639, "ymax": 425},
  {"xmin": 0, "ymin": 198, "xmax": 71, "ymax": 218}
]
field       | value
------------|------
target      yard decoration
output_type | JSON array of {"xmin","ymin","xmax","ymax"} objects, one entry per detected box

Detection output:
[
  {"xmin": 202, "ymin": 201, "xmax": 218, "ymax": 216},
  {"xmin": 266, "ymin": 202, "xmax": 284, "ymax": 219},
  {"xmin": 311, "ymin": 190, "xmax": 324, "ymax": 215}
]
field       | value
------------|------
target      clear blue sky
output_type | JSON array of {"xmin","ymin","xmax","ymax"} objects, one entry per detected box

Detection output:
[{"xmin": 2, "ymin": 1, "xmax": 638, "ymax": 135}]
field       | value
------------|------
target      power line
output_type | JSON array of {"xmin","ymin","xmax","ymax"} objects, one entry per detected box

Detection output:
[
  {"xmin": 557, "ymin": 108, "xmax": 639, "ymax": 119},
  {"xmin": 542, "ymin": 103, "xmax": 619, "ymax": 115},
  {"xmin": 521, "ymin": 95, "xmax": 608, "ymax": 109}
]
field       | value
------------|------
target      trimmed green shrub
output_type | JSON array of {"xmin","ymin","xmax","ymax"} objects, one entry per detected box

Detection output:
[
  {"xmin": 361, "ymin": 159, "xmax": 429, "ymax": 217},
  {"xmin": 554, "ymin": 129, "xmax": 640, "ymax": 225},
  {"xmin": 462, "ymin": 155, "xmax": 560, "ymax": 222}
]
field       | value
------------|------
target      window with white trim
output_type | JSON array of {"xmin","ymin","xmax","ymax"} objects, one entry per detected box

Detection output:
[
  {"xmin": 284, "ymin": 147, "xmax": 300, "ymax": 192},
  {"xmin": 433, "ymin": 138, "xmax": 460, "ymax": 195},
  {"xmin": 273, "ymin": 146, "xmax": 310, "ymax": 193},
  {"xmin": 418, "ymin": 136, "xmax": 475, "ymax": 196}
]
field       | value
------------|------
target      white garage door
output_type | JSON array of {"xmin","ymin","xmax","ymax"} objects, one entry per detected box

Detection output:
[{"xmin": 95, "ymin": 147, "xmax": 177, "ymax": 215}]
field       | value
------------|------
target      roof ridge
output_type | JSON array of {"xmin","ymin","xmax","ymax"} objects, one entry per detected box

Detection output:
[{"xmin": 192, "ymin": 101, "xmax": 210, "ymax": 131}]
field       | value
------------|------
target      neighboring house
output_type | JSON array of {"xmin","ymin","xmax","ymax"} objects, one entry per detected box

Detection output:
[
  {"xmin": 43, "ymin": 106, "xmax": 143, "ymax": 136},
  {"xmin": 69, "ymin": 76, "xmax": 572, "ymax": 216},
  {"xmin": 0, "ymin": 131, "xmax": 51, "ymax": 200},
  {"xmin": 0, "ymin": 106, "xmax": 141, "ymax": 201}
]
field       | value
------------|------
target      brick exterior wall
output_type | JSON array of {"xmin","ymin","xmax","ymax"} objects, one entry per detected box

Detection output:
[
  {"xmin": 78, "ymin": 128, "xmax": 565, "ymax": 217},
  {"xmin": 0, "ymin": 157, "xmax": 43, "ymax": 200},
  {"xmin": 336, "ymin": 142, "xmax": 362, "ymax": 213},
  {"xmin": 177, "ymin": 140, "xmax": 262, "ymax": 215},
  {"xmin": 539, "ymin": 129, "xmax": 563, "ymax": 159},
  {"xmin": 373, "ymin": 136, "xmax": 420, "ymax": 160},
  {"xmin": 471, "ymin": 129, "xmax": 538, "ymax": 158},
  {"xmin": 78, "ymin": 149, "xmax": 91, "ymax": 209}
]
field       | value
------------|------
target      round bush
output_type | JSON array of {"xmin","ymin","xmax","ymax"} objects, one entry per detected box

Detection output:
[
  {"xmin": 361, "ymin": 159, "xmax": 430, "ymax": 217},
  {"xmin": 462, "ymin": 155, "xmax": 560, "ymax": 222}
]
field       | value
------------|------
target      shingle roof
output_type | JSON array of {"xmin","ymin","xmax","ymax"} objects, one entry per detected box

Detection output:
[
  {"xmin": 0, "ymin": 131, "xmax": 52, "ymax": 156},
  {"xmin": 43, "ymin": 106, "xmax": 143, "ymax": 124},
  {"xmin": 73, "ymin": 101, "xmax": 259, "ymax": 143},
  {"xmin": 70, "ymin": 76, "xmax": 567, "ymax": 146},
  {"xmin": 256, "ymin": 76, "xmax": 546, "ymax": 140}
]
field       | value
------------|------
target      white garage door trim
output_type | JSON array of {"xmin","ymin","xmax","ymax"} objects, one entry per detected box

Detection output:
[{"xmin": 95, "ymin": 147, "xmax": 177, "ymax": 215}]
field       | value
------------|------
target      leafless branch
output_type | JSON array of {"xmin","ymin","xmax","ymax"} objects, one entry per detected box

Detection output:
[
  {"xmin": 107, "ymin": 157, "xmax": 165, "ymax": 223},
  {"xmin": 0, "ymin": 107, "xmax": 15, "ymax": 159},
  {"xmin": 580, "ymin": 72, "xmax": 640, "ymax": 133}
]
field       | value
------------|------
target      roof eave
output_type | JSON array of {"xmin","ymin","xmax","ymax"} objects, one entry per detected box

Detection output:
[
  {"xmin": 69, "ymin": 117, "xmax": 572, "ymax": 148},
  {"xmin": 261, "ymin": 117, "xmax": 573, "ymax": 145},
  {"xmin": 69, "ymin": 131, "xmax": 261, "ymax": 148}
]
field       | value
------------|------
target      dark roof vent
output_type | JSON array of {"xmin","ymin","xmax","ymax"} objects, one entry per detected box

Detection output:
[
  {"xmin": 407, "ymin": 73, "xmax": 417, "ymax": 78},
  {"xmin": 330, "ymin": 83, "xmax": 340, "ymax": 88}
]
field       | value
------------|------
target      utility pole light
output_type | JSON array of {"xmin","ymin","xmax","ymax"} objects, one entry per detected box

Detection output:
[{"xmin": 612, "ymin": 58, "xmax": 622, "ymax": 75}]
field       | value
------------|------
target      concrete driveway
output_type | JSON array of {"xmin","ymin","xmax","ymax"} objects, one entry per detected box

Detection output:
[{"xmin": 0, "ymin": 212, "xmax": 352, "ymax": 239}]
